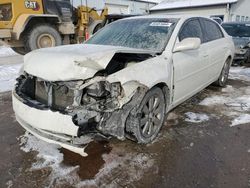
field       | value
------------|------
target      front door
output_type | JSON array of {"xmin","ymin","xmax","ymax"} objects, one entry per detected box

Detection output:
[{"xmin": 172, "ymin": 18, "xmax": 209, "ymax": 104}]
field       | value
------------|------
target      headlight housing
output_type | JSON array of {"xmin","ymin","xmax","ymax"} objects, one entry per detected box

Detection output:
[
  {"xmin": 86, "ymin": 81, "xmax": 110, "ymax": 98},
  {"xmin": 0, "ymin": 4, "xmax": 12, "ymax": 21},
  {"xmin": 86, "ymin": 81, "xmax": 122, "ymax": 98}
]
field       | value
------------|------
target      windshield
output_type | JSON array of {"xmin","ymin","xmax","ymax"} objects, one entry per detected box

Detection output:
[
  {"xmin": 222, "ymin": 23, "xmax": 250, "ymax": 38},
  {"xmin": 86, "ymin": 18, "xmax": 178, "ymax": 52}
]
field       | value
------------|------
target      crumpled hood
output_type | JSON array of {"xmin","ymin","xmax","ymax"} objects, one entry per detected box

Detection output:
[{"xmin": 24, "ymin": 44, "xmax": 152, "ymax": 81}]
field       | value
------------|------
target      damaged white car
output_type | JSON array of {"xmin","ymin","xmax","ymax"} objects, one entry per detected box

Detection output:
[{"xmin": 13, "ymin": 15, "xmax": 234, "ymax": 154}]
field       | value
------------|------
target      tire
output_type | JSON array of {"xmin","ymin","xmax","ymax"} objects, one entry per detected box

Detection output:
[
  {"xmin": 11, "ymin": 47, "xmax": 27, "ymax": 55},
  {"xmin": 25, "ymin": 24, "xmax": 62, "ymax": 52},
  {"xmin": 215, "ymin": 59, "xmax": 231, "ymax": 87},
  {"xmin": 125, "ymin": 87, "xmax": 166, "ymax": 144}
]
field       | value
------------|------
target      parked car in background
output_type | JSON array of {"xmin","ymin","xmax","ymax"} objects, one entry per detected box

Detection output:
[
  {"xmin": 222, "ymin": 22, "xmax": 250, "ymax": 64},
  {"xmin": 13, "ymin": 15, "xmax": 234, "ymax": 155}
]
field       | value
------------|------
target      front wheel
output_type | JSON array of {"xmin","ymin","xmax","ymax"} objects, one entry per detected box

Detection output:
[
  {"xmin": 126, "ymin": 87, "xmax": 166, "ymax": 144},
  {"xmin": 215, "ymin": 59, "xmax": 231, "ymax": 87}
]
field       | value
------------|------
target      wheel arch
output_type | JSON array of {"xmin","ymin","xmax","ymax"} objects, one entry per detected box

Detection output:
[
  {"xmin": 153, "ymin": 83, "xmax": 171, "ymax": 111},
  {"xmin": 226, "ymin": 55, "xmax": 233, "ymax": 64},
  {"xmin": 13, "ymin": 14, "xmax": 60, "ymax": 40}
]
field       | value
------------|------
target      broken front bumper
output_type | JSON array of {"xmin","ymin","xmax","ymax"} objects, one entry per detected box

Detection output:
[
  {"xmin": 13, "ymin": 72, "xmax": 148, "ymax": 153},
  {"xmin": 12, "ymin": 92, "xmax": 89, "ymax": 156}
]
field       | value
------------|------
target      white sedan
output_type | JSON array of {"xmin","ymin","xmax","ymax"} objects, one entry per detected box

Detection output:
[{"xmin": 13, "ymin": 15, "xmax": 235, "ymax": 154}]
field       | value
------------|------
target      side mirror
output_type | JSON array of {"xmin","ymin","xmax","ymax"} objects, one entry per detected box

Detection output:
[
  {"xmin": 247, "ymin": 42, "xmax": 250, "ymax": 48},
  {"xmin": 173, "ymin": 38, "xmax": 201, "ymax": 53}
]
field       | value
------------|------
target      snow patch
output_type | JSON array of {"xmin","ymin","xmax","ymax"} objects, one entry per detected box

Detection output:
[
  {"xmin": 231, "ymin": 114, "xmax": 250, "ymax": 127},
  {"xmin": 222, "ymin": 85, "xmax": 234, "ymax": 93},
  {"xmin": 19, "ymin": 133, "xmax": 153, "ymax": 187},
  {"xmin": 200, "ymin": 94, "xmax": 250, "ymax": 111},
  {"xmin": 19, "ymin": 133, "xmax": 79, "ymax": 187},
  {"xmin": 77, "ymin": 150, "xmax": 154, "ymax": 187},
  {"xmin": 6, "ymin": 180, "xmax": 13, "ymax": 188},
  {"xmin": 185, "ymin": 112, "xmax": 209, "ymax": 123},
  {"xmin": 0, "ymin": 64, "xmax": 22, "ymax": 92},
  {"xmin": 199, "ymin": 96, "xmax": 230, "ymax": 106},
  {"xmin": 229, "ymin": 66, "xmax": 250, "ymax": 82},
  {"xmin": 0, "ymin": 46, "xmax": 17, "ymax": 57}
]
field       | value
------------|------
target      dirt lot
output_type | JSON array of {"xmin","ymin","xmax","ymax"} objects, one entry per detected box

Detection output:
[{"xmin": 0, "ymin": 55, "xmax": 249, "ymax": 187}]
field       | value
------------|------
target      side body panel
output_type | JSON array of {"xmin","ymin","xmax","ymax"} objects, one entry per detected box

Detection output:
[{"xmin": 172, "ymin": 44, "xmax": 209, "ymax": 104}]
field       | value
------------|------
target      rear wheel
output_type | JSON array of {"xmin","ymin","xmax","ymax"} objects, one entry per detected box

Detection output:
[
  {"xmin": 215, "ymin": 59, "xmax": 231, "ymax": 87},
  {"xmin": 25, "ymin": 24, "xmax": 62, "ymax": 52},
  {"xmin": 126, "ymin": 87, "xmax": 166, "ymax": 144}
]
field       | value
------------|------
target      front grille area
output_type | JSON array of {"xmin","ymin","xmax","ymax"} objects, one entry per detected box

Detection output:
[
  {"xmin": 52, "ymin": 85, "xmax": 74, "ymax": 110},
  {"xmin": 17, "ymin": 76, "xmax": 74, "ymax": 110},
  {"xmin": 35, "ymin": 81, "xmax": 48, "ymax": 105}
]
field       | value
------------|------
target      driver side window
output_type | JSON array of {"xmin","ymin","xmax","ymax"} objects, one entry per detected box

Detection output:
[{"xmin": 179, "ymin": 19, "xmax": 203, "ymax": 42}]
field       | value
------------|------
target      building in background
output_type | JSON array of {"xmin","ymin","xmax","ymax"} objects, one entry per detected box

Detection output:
[
  {"xmin": 150, "ymin": 0, "xmax": 250, "ymax": 22},
  {"xmin": 73, "ymin": 0, "xmax": 162, "ymax": 15}
]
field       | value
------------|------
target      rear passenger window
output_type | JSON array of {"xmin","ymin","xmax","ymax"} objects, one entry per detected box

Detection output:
[
  {"xmin": 201, "ymin": 19, "xmax": 224, "ymax": 42},
  {"xmin": 179, "ymin": 19, "xmax": 203, "ymax": 42}
]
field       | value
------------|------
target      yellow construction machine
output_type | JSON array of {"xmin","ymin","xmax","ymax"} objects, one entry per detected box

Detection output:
[{"xmin": 0, "ymin": 0, "xmax": 108, "ymax": 54}]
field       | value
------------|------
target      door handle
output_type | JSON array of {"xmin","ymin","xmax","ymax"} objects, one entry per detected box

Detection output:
[{"xmin": 203, "ymin": 54, "xmax": 209, "ymax": 58}]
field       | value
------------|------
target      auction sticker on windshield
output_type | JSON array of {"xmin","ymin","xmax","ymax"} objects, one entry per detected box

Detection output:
[{"xmin": 150, "ymin": 22, "xmax": 172, "ymax": 27}]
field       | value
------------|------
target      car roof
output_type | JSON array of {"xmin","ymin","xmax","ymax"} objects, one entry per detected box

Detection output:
[{"xmin": 122, "ymin": 14, "xmax": 210, "ymax": 21}]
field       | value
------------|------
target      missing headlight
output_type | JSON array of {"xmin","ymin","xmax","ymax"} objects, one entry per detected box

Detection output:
[
  {"xmin": 86, "ymin": 81, "xmax": 122, "ymax": 99},
  {"xmin": 86, "ymin": 81, "xmax": 110, "ymax": 98}
]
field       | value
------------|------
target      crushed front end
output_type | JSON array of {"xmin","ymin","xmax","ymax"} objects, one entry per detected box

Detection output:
[{"xmin": 13, "ymin": 72, "xmax": 147, "ymax": 153}]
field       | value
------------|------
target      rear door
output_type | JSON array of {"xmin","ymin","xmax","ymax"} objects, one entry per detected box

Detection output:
[
  {"xmin": 199, "ymin": 18, "xmax": 227, "ymax": 79},
  {"xmin": 173, "ymin": 18, "xmax": 209, "ymax": 104}
]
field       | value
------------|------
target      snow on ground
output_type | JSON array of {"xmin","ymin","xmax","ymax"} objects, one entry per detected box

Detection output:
[
  {"xmin": 200, "ymin": 92, "xmax": 250, "ymax": 126},
  {"xmin": 78, "ymin": 150, "xmax": 154, "ymax": 187},
  {"xmin": 0, "ymin": 46, "xmax": 17, "ymax": 57},
  {"xmin": 199, "ymin": 95, "xmax": 231, "ymax": 106},
  {"xmin": 200, "ymin": 94, "xmax": 250, "ymax": 110},
  {"xmin": 185, "ymin": 112, "xmax": 209, "ymax": 123},
  {"xmin": 20, "ymin": 133, "xmax": 79, "ymax": 186},
  {"xmin": 229, "ymin": 66, "xmax": 250, "ymax": 82},
  {"xmin": 20, "ymin": 133, "xmax": 154, "ymax": 187},
  {"xmin": 221, "ymin": 85, "xmax": 234, "ymax": 93},
  {"xmin": 0, "ymin": 64, "xmax": 22, "ymax": 92},
  {"xmin": 231, "ymin": 114, "xmax": 250, "ymax": 127},
  {"xmin": 200, "ymin": 66, "xmax": 250, "ymax": 127}
]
